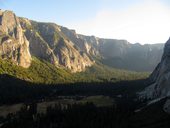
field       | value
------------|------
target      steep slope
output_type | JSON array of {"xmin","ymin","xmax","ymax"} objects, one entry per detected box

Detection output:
[
  {"xmin": 0, "ymin": 10, "xmax": 31, "ymax": 68},
  {"xmin": 0, "ymin": 57, "xmax": 149, "ymax": 84},
  {"xmin": 141, "ymin": 38, "xmax": 170, "ymax": 99},
  {"xmin": 19, "ymin": 18, "xmax": 93, "ymax": 72},
  {"xmin": 138, "ymin": 37, "xmax": 170, "ymax": 115},
  {"xmin": 0, "ymin": 58, "xmax": 75, "ymax": 84},
  {"xmin": 78, "ymin": 35, "xmax": 164, "ymax": 71},
  {"xmin": 60, "ymin": 29, "xmax": 163, "ymax": 71},
  {"xmin": 60, "ymin": 28, "xmax": 100, "ymax": 57}
]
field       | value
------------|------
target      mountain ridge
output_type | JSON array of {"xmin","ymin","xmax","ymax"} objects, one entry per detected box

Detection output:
[{"xmin": 0, "ymin": 9, "xmax": 164, "ymax": 73}]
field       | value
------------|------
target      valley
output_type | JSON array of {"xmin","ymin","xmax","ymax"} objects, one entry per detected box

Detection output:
[{"xmin": 0, "ymin": 8, "xmax": 170, "ymax": 128}]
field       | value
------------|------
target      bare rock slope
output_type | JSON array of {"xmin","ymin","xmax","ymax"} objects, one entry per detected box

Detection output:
[
  {"xmin": 141, "ymin": 38, "xmax": 170, "ymax": 99},
  {"xmin": 19, "ymin": 18, "xmax": 93, "ymax": 72},
  {"xmin": 0, "ymin": 10, "xmax": 31, "ymax": 68}
]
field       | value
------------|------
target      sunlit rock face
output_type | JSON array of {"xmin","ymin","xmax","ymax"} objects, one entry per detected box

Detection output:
[
  {"xmin": 0, "ymin": 10, "xmax": 31, "ymax": 68},
  {"xmin": 141, "ymin": 38, "xmax": 170, "ymax": 99},
  {"xmin": 19, "ymin": 18, "xmax": 59, "ymax": 66},
  {"xmin": 19, "ymin": 18, "xmax": 93, "ymax": 72},
  {"xmin": 0, "ymin": 9, "xmax": 93, "ymax": 72}
]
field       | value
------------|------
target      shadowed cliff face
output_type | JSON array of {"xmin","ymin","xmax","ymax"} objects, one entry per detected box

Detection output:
[
  {"xmin": 141, "ymin": 38, "xmax": 170, "ymax": 99},
  {"xmin": 0, "ymin": 10, "xmax": 31, "ymax": 68},
  {"xmin": 138, "ymin": 38, "xmax": 170, "ymax": 114},
  {"xmin": 77, "ymin": 35, "xmax": 163, "ymax": 72}
]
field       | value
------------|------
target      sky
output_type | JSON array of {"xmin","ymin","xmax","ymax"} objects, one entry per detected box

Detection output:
[{"xmin": 0, "ymin": 0, "xmax": 170, "ymax": 44}]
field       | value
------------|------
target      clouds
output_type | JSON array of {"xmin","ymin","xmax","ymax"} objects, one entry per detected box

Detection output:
[{"xmin": 68, "ymin": 0, "xmax": 170, "ymax": 44}]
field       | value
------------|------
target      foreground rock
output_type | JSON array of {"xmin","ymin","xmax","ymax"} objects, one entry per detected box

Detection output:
[
  {"xmin": 141, "ymin": 38, "xmax": 170, "ymax": 99},
  {"xmin": 140, "ymin": 37, "xmax": 170, "ymax": 113}
]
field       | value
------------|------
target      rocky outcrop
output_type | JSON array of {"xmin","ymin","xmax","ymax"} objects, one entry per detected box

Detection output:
[
  {"xmin": 77, "ymin": 35, "xmax": 101, "ymax": 56},
  {"xmin": 60, "ymin": 28, "xmax": 100, "ymax": 57},
  {"xmin": 141, "ymin": 38, "xmax": 170, "ymax": 99},
  {"xmin": 67, "ymin": 33, "xmax": 163, "ymax": 71},
  {"xmin": 53, "ymin": 38, "xmax": 93, "ymax": 72},
  {"xmin": 19, "ymin": 18, "xmax": 93, "ymax": 72},
  {"xmin": 0, "ymin": 10, "xmax": 31, "ymax": 68},
  {"xmin": 19, "ymin": 18, "xmax": 58, "ymax": 66},
  {"xmin": 61, "ymin": 31, "xmax": 163, "ymax": 72}
]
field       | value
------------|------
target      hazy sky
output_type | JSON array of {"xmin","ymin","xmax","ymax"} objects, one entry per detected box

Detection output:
[{"xmin": 0, "ymin": 0, "xmax": 170, "ymax": 44}]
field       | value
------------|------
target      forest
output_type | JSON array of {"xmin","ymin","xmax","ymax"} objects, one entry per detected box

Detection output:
[{"xmin": 0, "ymin": 74, "xmax": 170, "ymax": 128}]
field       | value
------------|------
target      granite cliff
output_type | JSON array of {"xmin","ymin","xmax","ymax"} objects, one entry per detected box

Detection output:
[
  {"xmin": 0, "ymin": 10, "xmax": 31, "ymax": 68},
  {"xmin": 19, "ymin": 19, "xmax": 93, "ymax": 72},
  {"xmin": 141, "ymin": 38, "xmax": 170, "ymax": 99}
]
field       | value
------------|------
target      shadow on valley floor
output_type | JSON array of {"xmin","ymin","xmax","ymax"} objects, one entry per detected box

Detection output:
[
  {"xmin": 0, "ymin": 74, "xmax": 149, "ymax": 105},
  {"xmin": 1, "ymin": 74, "xmax": 170, "ymax": 128}
]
